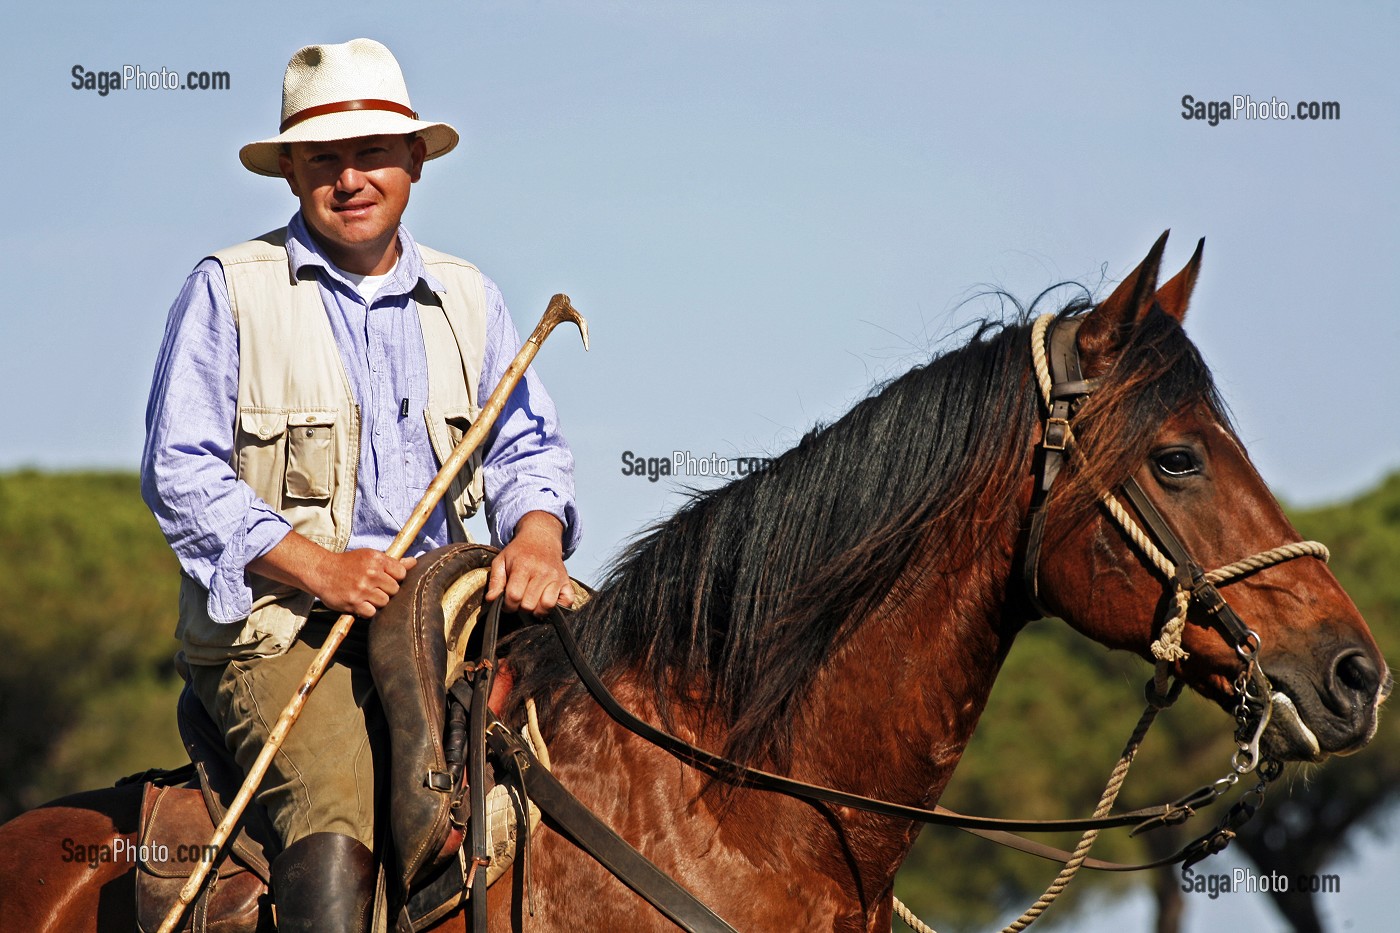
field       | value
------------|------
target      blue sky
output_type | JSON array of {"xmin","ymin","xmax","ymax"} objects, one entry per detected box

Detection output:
[{"xmin": 2, "ymin": 2, "xmax": 1396, "ymax": 929}]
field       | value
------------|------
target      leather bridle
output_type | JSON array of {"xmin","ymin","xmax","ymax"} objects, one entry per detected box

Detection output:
[
  {"xmin": 1019, "ymin": 311, "xmax": 1329, "ymax": 775},
  {"xmin": 1023, "ymin": 313, "xmax": 1262, "ymax": 662}
]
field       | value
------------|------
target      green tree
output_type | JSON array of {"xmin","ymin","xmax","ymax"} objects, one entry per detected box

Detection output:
[{"xmin": 0, "ymin": 471, "xmax": 186, "ymax": 820}]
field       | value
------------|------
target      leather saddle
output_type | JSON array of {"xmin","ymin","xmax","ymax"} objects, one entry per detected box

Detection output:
[{"xmin": 132, "ymin": 544, "xmax": 551, "ymax": 933}]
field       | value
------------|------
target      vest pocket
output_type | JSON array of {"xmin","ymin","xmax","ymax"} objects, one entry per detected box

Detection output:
[
  {"xmin": 285, "ymin": 411, "xmax": 337, "ymax": 500},
  {"xmin": 443, "ymin": 410, "xmax": 473, "ymax": 448},
  {"xmin": 236, "ymin": 410, "xmax": 290, "ymax": 510},
  {"xmin": 424, "ymin": 406, "xmax": 485, "ymax": 519},
  {"xmin": 443, "ymin": 410, "xmax": 485, "ymax": 511}
]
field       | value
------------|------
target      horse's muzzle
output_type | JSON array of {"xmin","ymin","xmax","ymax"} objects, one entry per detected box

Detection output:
[{"xmin": 1263, "ymin": 644, "xmax": 1390, "ymax": 761}]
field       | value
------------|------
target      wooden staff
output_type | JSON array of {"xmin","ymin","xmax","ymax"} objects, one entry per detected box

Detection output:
[{"xmin": 157, "ymin": 294, "xmax": 589, "ymax": 933}]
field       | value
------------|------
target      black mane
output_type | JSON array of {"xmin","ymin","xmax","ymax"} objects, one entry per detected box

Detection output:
[{"xmin": 505, "ymin": 298, "xmax": 1222, "ymax": 770}]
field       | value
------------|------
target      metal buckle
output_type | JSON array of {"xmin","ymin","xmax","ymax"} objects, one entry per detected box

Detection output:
[
  {"xmin": 424, "ymin": 770, "xmax": 454, "ymax": 792},
  {"xmin": 1043, "ymin": 417, "xmax": 1070, "ymax": 451}
]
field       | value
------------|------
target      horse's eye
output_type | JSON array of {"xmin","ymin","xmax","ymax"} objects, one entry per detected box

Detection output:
[{"xmin": 1155, "ymin": 449, "xmax": 1199, "ymax": 478}]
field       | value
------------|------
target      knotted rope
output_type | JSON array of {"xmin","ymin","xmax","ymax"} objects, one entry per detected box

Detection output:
[{"xmin": 891, "ymin": 314, "xmax": 1330, "ymax": 933}]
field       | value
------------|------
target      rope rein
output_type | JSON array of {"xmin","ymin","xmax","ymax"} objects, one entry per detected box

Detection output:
[
  {"xmin": 894, "ymin": 684, "xmax": 1171, "ymax": 933},
  {"xmin": 891, "ymin": 313, "xmax": 1330, "ymax": 933}
]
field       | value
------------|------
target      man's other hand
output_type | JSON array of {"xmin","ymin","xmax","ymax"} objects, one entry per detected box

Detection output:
[{"xmin": 487, "ymin": 510, "xmax": 573, "ymax": 616}]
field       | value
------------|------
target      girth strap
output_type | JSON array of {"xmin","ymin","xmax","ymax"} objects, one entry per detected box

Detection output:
[{"xmin": 485, "ymin": 719, "xmax": 740, "ymax": 933}]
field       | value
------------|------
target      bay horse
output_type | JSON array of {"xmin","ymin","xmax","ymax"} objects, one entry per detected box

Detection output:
[{"xmin": 0, "ymin": 234, "xmax": 1387, "ymax": 932}]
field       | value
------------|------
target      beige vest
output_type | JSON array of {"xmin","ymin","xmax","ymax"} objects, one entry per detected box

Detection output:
[{"xmin": 178, "ymin": 228, "xmax": 489, "ymax": 664}]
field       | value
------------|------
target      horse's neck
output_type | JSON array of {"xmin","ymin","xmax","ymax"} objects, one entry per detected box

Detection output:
[
  {"xmin": 801, "ymin": 579, "xmax": 1010, "ymax": 797},
  {"xmin": 790, "ymin": 534, "xmax": 1017, "ymax": 870}
]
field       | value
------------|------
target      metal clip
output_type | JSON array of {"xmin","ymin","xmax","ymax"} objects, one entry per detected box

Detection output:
[
  {"xmin": 1232, "ymin": 709, "xmax": 1268, "ymax": 774},
  {"xmin": 1210, "ymin": 772, "xmax": 1241, "ymax": 796},
  {"xmin": 1234, "ymin": 629, "xmax": 1262, "ymax": 662}
]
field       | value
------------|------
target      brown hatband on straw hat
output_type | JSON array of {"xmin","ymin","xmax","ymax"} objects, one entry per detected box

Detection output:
[{"xmin": 239, "ymin": 38, "xmax": 458, "ymax": 177}]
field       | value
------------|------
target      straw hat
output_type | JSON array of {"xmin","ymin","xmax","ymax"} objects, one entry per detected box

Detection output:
[{"xmin": 239, "ymin": 38, "xmax": 459, "ymax": 177}]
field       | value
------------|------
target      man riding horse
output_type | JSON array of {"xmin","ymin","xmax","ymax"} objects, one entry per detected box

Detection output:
[{"xmin": 141, "ymin": 38, "xmax": 581, "ymax": 932}]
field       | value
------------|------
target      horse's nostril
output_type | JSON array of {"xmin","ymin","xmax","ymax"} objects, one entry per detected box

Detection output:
[{"xmin": 1335, "ymin": 650, "xmax": 1379, "ymax": 696}]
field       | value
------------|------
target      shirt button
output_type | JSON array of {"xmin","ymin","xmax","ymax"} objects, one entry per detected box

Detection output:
[{"xmin": 259, "ymin": 425, "xmax": 272, "ymax": 438}]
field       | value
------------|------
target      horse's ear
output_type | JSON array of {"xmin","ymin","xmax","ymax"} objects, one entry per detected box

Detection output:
[
  {"xmin": 1078, "ymin": 230, "xmax": 1170, "ymax": 361},
  {"xmin": 1153, "ymin": 237, "xmax": 1204, "ymax": 323}
]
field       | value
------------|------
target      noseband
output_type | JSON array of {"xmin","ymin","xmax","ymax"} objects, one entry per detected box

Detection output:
[{"xmin": 1020, "ymin": 312, "xmax": 1330, "ymax": 773}]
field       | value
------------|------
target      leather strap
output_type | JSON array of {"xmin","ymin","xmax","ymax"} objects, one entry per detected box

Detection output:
[
  {"xmin": 962, "ymin": 820, "xmax": 1220, "ymax": 873},
  {"xmin": 532, "ymin": 608, "xmax": 1260, "ymax": 877},
  {"xmin": 1118, "ymin": 478, "xmax": 1257, "ymax": 652},
  {"xmin": 1022, "ymin": 317, "xmax": 1091, "ymax": 618},
  {"xmin": 467, "ymin": 599, "xmax": 503, "ymax": 931},
  {"xmin": 486, "ymin": 722, "xmax": 739, "ymax": 933}
]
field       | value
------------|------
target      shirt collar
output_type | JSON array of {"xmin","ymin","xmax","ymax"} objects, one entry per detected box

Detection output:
[{"xmin": 284, "ymin": 212, "xmax": 446, "ymax": 298}]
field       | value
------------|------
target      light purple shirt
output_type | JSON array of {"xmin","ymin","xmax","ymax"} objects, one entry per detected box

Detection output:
[{"xmin": 142, "ymin": 213, "xmax": 580, "ymax": 624}]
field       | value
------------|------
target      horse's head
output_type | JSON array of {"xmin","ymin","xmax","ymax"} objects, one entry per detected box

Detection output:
[{"xmin": 1032, "ymin": 233, "xmax": 1389, "ymax": 765}]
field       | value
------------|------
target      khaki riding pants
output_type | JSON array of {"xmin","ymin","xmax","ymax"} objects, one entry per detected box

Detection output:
[{"xmin": 187, "ymin": 616, "xmax": 387, "ymax": 850}]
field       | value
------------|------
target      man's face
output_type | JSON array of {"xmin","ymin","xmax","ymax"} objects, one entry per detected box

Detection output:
[{"xmin": 279, "ymin": 133, "xmax": 427, "ymax": 274}]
